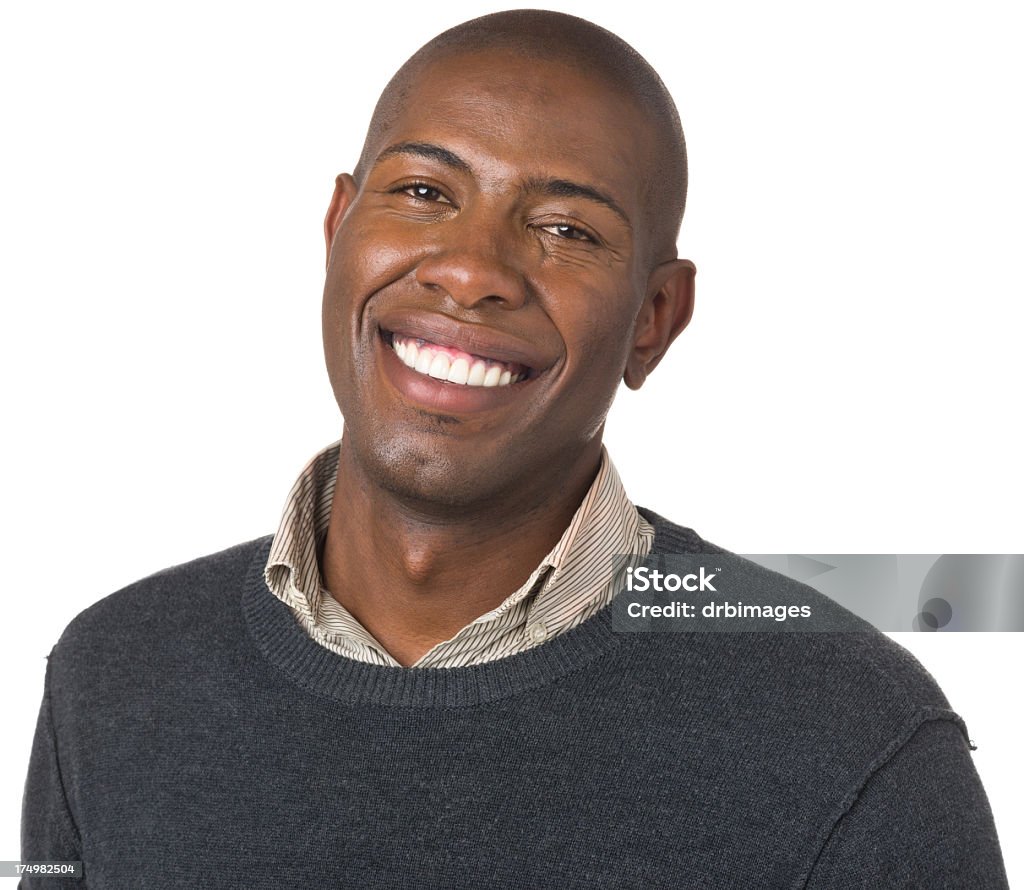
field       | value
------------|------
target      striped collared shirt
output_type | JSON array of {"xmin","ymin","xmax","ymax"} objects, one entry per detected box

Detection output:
[{"xmin": 264, "ymin": 440, "xmax": 653, "ymax": 667}]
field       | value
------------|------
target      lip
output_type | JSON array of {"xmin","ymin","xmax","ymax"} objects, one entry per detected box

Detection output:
[
  {"xmin": 377, "ymin": 329, "xmax": 541, "ymax": 415},
  {"xmin": 374, "ymin": 309, "xmax": 557, "ymax": 373}
]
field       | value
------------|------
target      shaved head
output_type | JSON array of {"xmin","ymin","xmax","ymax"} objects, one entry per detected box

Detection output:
[{"xmin": 353, "ymin": 10, "xmax": 688, "ymax": 265}]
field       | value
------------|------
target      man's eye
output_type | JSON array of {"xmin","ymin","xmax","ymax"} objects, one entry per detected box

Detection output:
[
  {"xmin": 542, "ymin": 223, "xmax": 596, "ymax": 243},
  {"xmin": 399, "ymin": 183, "xmax": 452, "ymax": 204}
]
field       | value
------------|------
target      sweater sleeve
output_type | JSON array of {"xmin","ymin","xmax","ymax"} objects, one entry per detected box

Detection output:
[
  {"xmin": 20, "ymin": 649, "xmax": 84, "ymax": 888},
  {"xmin": 804, "ymin": 717, "xmax": 1009, "ymax": 889}
]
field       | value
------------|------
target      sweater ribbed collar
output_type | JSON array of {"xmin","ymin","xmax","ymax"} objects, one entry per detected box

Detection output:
[{"xmin": 243, "ymin": 507, "xmax": 710, "ymax": 708}]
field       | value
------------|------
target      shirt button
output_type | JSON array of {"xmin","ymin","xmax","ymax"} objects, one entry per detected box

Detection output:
[{"xmin": 528, "ymin": 623, "xmax": 548, "ymax": 643}]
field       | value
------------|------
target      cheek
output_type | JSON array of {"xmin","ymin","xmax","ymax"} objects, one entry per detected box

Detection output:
[
  {"xmin": 539, "ymin": 303, "xmax": 638, "ymax": 443},
  {"xmin": 322, "ymin": 233, "xmax": 417, "ymax": 382},
  {"xmin": 325, "ymin": 217, "xmax": 423, "ymax": 312},
  {"xmin": 549, "ymin": 286, "xmax": 639, "ymax": 380}
]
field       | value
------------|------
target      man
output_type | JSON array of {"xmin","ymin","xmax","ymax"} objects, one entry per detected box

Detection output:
[{"xmin": 21, "ymin": 10, "xmax": 1008, "ymax": 888}]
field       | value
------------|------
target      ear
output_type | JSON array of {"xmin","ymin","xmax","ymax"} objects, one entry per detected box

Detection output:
[
  {"xmin": 623, "ymin": 259, "xmax": 696, "ymax": 390},
  {"xmin": 324, "ymin": 173, "xmax": 358, "ymax": 270}
]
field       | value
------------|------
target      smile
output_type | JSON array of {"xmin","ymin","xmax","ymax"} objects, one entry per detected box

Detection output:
[{"xmin": 384, "ymin": 331, "xmax": 529, "ymax": 387}]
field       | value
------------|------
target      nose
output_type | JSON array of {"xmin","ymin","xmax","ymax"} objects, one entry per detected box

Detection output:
[{"xmin": 414, "ymin": 211, "xmax": 529, "ymax": 311}]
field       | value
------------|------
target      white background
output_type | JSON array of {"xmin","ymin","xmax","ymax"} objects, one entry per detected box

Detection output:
[{"xmin": 2, "ymin": 0, "xmax": 1021, "ymax": 882}]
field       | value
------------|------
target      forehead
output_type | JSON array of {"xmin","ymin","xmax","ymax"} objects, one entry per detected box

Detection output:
[{"xmin": 370, "ymin": 50, "xmax": 655, "ymax": 210}]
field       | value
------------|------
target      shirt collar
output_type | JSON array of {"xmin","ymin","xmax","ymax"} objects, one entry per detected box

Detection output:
[{"xmin": 264, "ymin": 439, "xmax": 651, "ymax": 660}]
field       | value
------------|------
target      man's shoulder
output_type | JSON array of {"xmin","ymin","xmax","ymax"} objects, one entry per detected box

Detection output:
[
  {"xmin": 50, "ymin": 535, "xmax": 273, "ymax": 668},
  {"xmin": 635, "ymin": 505, "xmax": 957, "ymax": 725}
]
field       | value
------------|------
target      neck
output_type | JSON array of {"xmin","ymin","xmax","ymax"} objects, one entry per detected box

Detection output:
[{"xmin": 321, "ymin": 433, "xmax": 603, "ymax": 666}]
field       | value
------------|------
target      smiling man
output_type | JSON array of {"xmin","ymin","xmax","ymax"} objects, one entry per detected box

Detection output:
[
  {"xmin": 313, "ymin": 20, "xmax": 694, "ymax": 668},
  {"xmin": 21, "ymin": 10, "xmax": 1008, "ymax": 889}
]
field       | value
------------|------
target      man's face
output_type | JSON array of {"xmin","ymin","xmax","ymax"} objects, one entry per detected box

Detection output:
[{"xmin": 323, "ymin": 50, "xmax": 674, "ymax": 512}]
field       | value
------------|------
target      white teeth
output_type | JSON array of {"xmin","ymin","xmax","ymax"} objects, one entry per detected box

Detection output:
[
  {"xmin": 414, "ymin": 349, "xmax": 433, "ymax": 375},
  {"xmin": 427, "ymin": 353, "xmax": 450, "ymax": 380},
  {"xmin": 447, "ymin": 357, "xmax": 469, "ymax": 385},
  {"xmin": 390, "ymin": 335, "xmax": 525, "ymax": 388}
]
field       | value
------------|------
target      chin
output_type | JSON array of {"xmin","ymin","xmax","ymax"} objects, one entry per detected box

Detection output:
[{"xmin": 354, "ymin": 431, "xmax": 513, "ymax": 514}]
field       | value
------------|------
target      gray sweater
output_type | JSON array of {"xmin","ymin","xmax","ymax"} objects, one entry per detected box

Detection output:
[{"xmin": 21, "ymin": 509, "xmax": 1008, "ymax": 888}]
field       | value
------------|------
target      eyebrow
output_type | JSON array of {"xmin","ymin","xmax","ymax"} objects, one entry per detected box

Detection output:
[
  {"xmin": 372, "ymin": 141, "xmax": 631, "ymax": 228},
  {"xmin": 373, "ymin": 141, "xmax": 472, "ymax": 174},
  {"xmin": 522, "ymin": 176, "xmax": 631, "ymax": 228}
]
